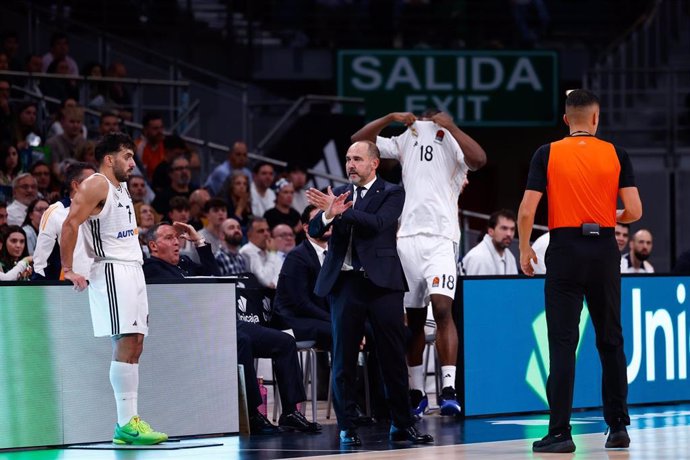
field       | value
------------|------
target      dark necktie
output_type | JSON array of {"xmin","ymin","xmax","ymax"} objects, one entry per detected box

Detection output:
[
  {"xmin": 354, "ymin": 186, "xmax": 366, "ymax": 209},
  {"xmin": 351, "ymin": 186, "xmax": 366, "ymax": 270}
]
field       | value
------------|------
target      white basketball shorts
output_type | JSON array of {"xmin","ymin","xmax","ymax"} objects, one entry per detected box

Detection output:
[{"xmin": 88, "ymin": 261, "xmax": 149, "ymax": 337}]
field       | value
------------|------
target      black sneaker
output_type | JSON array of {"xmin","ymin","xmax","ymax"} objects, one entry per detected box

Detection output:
[
  {"xmin": 532, "ymin": 432, "xmax": 576, "ymax": 453},
  {"xmin": 605, "ymin": 425, "xmax": 630, "ymax": 448}
]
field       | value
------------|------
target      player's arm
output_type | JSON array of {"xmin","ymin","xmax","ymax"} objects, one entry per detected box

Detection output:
[
  {"xmin": 431, "ymin": 112, "xmax": 487, "ymax": 171},
  {"xmin": 351, "ymin": 112, "xmax": 416, "ymax": 143},
  {"xmin": 517, "ymin": 190, "xmax": 543, "ymax": 277},
  {"xmin": 60, "ymin": 175, "xmax": 108, "ymax": 290},
  {"xmin": 617, "ymin": 187, "xmax": 642, "ymax": 224}
]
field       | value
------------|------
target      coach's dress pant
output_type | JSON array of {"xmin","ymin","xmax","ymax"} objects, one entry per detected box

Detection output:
[{"xmin": 544, "ymin": 228, "xmax": 630, "ymax": 433}]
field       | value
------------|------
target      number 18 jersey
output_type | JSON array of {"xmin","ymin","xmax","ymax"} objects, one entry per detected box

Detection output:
[{"xmin": 376, "ymin": 120, "xmax": 469, "ymax": 242}]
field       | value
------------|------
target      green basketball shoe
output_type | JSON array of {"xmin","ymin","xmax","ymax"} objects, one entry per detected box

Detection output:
[{"xmin": 113, "ymin": 415, "xmax": 168, "ymax": 445}]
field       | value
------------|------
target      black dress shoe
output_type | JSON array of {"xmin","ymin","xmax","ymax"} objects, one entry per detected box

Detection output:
[
  {"xmin": 278, "ymin": 410, "xmax": 322, "ymax": 433},
  {"xmin": 605, "ymin": 425, "xmax": 630, "ymax": 448},
  {"xmin": 353, "ymin": 405, "xmax": 376, "ymax": 426},
  {"xmin": 389, "ymin": 425, "xmax": 434, "ymax": 444},
  {"xmin": 339, "ymin": 428, "xmax": 362, "ymax": 446},
  {"xmin": 249, "ymin": 412, "xmax": 280, "ymax": 435}
]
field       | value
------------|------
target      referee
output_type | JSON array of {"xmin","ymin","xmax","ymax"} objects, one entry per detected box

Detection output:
[{"xmin": 518, "ymin": 89, "xmax": 642, "ymax": 453}]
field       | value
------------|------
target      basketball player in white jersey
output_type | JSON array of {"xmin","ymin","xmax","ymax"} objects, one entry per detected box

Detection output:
[
  {"xmin": 60, "ymin": 132, "xmax": 167, "ymax": 445},
  {"xmin": 352, "ymin": 111, "xmax": 486, "ymax": 417}
]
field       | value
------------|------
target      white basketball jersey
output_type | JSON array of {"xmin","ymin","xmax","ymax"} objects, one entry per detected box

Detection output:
[
  {"xmin": 377, "ymin": 120, "xmax": 469, "ymax": 242},
  {"xmin": 81, "ymin": 173, "xmax": 143, "ymax": 264}
]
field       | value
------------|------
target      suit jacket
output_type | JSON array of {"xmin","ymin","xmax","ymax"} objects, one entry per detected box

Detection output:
[
  {"xmin": 309, "ymin": 177, "xmax": 407, "ymax": 296},
  {"xmin": 274, "ymin": 240, "xmax": 329, "ymax": 322},
  {"xmin": 142, "ymin": 243, "xmax": 220, "ymax": 280}
]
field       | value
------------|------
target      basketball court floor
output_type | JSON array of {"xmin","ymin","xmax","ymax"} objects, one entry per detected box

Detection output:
[{"xmin": 2, "ymin": 401, "xmax": 689, "ymax": 459}]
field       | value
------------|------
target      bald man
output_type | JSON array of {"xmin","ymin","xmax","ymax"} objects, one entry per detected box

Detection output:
[{"xmin": 621, "ymin": 229, "xmax": 654, "ymax": 273}]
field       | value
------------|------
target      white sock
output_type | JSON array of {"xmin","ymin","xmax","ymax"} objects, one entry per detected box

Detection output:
[
  {"xmin": 408, "ymin": 365, "xmax": 426, "ymax": 393},
  {"xmin": 110, "ymin": 361, "xmax": 139, "ymax": 426},
  {"xmin": 441, "ymin": 365, "xmax": 456, "ymax": 390}
]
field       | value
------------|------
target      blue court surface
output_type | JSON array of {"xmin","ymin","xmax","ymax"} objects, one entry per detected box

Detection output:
[{"xmin": 2, "ymin": 402, "xmax": 689, "ymax": 459}]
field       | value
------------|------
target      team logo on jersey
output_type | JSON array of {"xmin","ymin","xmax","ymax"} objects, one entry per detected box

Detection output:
[
  {"xmin": 116, "ymin": 227, "xmax": 139, "ymax": 239},
  {"xmin": 117, "ymin": 202, "xmax": 124, "ymax": 208},
  {"xmin": 432, "ymin": 276, "xmax": 440, "ymax": 287},
  {"xmin": 434, "ymin": 130, "xmax": 445, "ymax": 144}
]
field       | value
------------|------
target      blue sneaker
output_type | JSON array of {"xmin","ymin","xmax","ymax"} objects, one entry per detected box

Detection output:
[
  {"xmin": 439, "ymin": 387, "xmax": 461, "ymax": 416},
  {"xmin": 409, "ymin": 389, "xmax": 428, "ymax": 419}
]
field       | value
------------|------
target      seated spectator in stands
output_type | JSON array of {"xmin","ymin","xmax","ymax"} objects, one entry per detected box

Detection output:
[
  {"xmin": 46, "ymin": 98, "xmax": 88, "ymax": 140},
  {"xmin": 42, "ymin": 57, "xmax": 80, "ymax": 107},
  {"xmin": 0, "ymin": 80, "xmax": 12, "ymax": 141},
  {"xmin": 264, "ymin": 178, "xmax": 301, "ymax": 237},
  {"xmin": 135, "ymin": 112, "xmax": 166, "ymax": 182},
  {"xmin": 674, "ymin": 250, "xmax": 690, "ymax": 275},
  {"xmin": 1, "ymin": 31, "xmax": 21, "ymax": 71},
  {"xmin": 615, "ymin": 222, "xmax": 630, "ymax": 254},
  {"xmin": 198, "ymin": 198, "xmax": 228, "ymax": 255},
  {"xmin": 127, "ymin": 174, "xmax": 148, "ymax": 204},
  {"xmin": 81, "ymin": 61, "xmax": 107, "ymax": 108},
  {"xmin": 272, "ymin": 224, "xmax": 296, "ymax": 261},
  {"xmin": 188, "ymin": 188, "xmax": 210, "ymax": 231},
  {"xmin": 142, "ymin": 222, "xmax": 220, "ymax": 278},
  {"xmin": 104, "ymin": 61, "xmax": 133, "ymax": 120},
  {"xmin": 461, "ymin": 209, "xmax": 518, "ymax": 275},
  {"xmin": 74, "ymin": 140, "xmax": 97, "ymax": 168},
  {"xmin": 21, "ymin": 198, "xmax": 49, "ymax": 254},
  {"xmin": 204, "ymin": 140, "xmax": 251, "ymax": 196},
  {"xmin": 42, "ymin": 32, "xmax": 79, "ymax": 75},
  {"xmin": 151, "ymin": 155, "xmax": 197, "ymax": 217},
  {"xmin": 220, "ymin": 170, "xmax": 252, "ymax": 231},
  {"xmin": 240, "ymin": 217, "xmax": 282, "ymax": 289},
  {"xmin": 7, "ymin": 173, "xmax": 38, "ymax": 225},
  {"xmin": 0, "ymin": 225, "xmax": 31, "ymax": 280},
  {"xmin": 0, "ymin": 201, "xmax": 7, "ymax": 227},
  {"xmin": 152, "ymin": 135, "xmax": 190, "ymax": 192},
  {"xmin": 215, "ymin": 217, "xmax": 246, "ymax": 276},
  {"xmin": 98, "ymin": 112, "xmax": 121, "ymax": 137},
  {"xmin": 164, "ymin": 197, "xmax": 199, "ymax": 264},
  {"xmin": 32, "ymin": 162, "xmax": 95, "ymax": 280},
  {"xmin": 250, "ymin": 161, "xmax": 276, "ymax": 217},
  {"xmin": 46, "ymin": 105, "xmax": 87, "ymax": 175},
  {"xmin": 30, "ymin": 161, "xmax": 60, "ymax": 203},
  {"xmin": 274, "ymin": 204, "xmax": 331, "ymax": 347},
  {"xmin": 0, "ymin": 143, "xmax": 22, "ymax": 186},
  {"xmin": 10, "ymin": 101, "xmax": 41, "ymax": 150},
  {"xmin": 134, "ymin": 202, "xmax": 159, "ymax": 258},
  {"xmin": 287, "ymin": 162, "xmax": 309, "ymax": 214},
  {"xmin": 621, "ymin": 229, "xmax": 654, "ymax": 273}
]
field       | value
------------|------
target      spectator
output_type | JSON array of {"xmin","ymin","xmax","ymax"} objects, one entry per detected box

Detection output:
[
  {"xmin": 42, "ymin": 57, "xmax": 80, "ymax": 105},
  {"xmin": 46, "ymin": 98, "xmax": 88, "ymax": 140},
  {"xmin": 0, "ymin": 52, "xmax": 8, "ymax": 71},
  {"xmin": 21, "ymin": 198, "xmax": 49, "ymax": 254},
  {"xmin": 126, "ymin": 174, "xmax": 148, "ymax": 204},
  {"xmin": 530, "ymin": 231, "xmax": 549, "ymax": 275},
  {"xmin": 41, "ymin": 32, "xmax": 79, "ymax": 75},
  {"xmin": 250, "ymin": 161, "xmax": 276, "ymax": 217},
  {"xmin": 142, "ymin": 222, "xmax": 220, "ymax": 278},
  {"xmin": 32, "ymin": 162, "xmax": 95, "ymax": 279},
  {"xmin": 621, "ymin": 229, "xmax": 654, "ymax": 273},
  {"xmin": 287, "ymin": 162, "xmax": 309, "ymax": 214},
  {"xmin": 151, "ymin": 135, "xmax": 190, "ymax": 192},
  {"xmin": 30, "ymin": 161, "xmax": 61, "ymax": 203},
  {"xmin": 82, "ymin": 61, "xmax": 107, "ymax": 107},
  {"xmin": 98, "ymin": 112, "xmax": 121, "ymax": 136},
  {"xmin": 0, "ymin": 201, "xmax": 7, "ymax": 227},
  {"xmin": 164, "ymin": 196, "xmax": 198, "ymax": 264},
  {"xmin": 219, "ymin": 170, "xmax": 252, "ymax": 231},
  {"xmin": 215, "ymin": 217, "xmax": 247, "ymax": 276},
  {"xmin": 274, "ymin": 204, "xmax": 331, "ymax": 347},
  {"xmin": 1, "ymin": 31, "xmax": 21, "ymax": 71},
  {"xmin": 272, "ymin": 224, "xmax": 296, "ymax": 261},
  {"xmin": 240, "ymin": 217, "xmax": 282, "ymax": 289},
  {"xmin": 264, "ymin": 178, "xmax": 301, "ymax": 235},
  {"xmin": 134, "ymin": 202, "xmax": 158, "ymax": 258},
  {"xmin": 188, "ymin": 188, "xmax": 210, "ymax": 231},
  {"xmin": 135, "ymin": 112, "xmax": 166, "ymax": 181},
  {"xmin": 615, "ymin": 223, "xmax": 630, "ymax": 254},
  {"xmin": 197, "ymin": 198, "xmax": 228, "ymax": 254},
  {"xmin": 0, "ymin": 143, "xmax": 22, "ymax": 186},
  {"xmin": 10, "ymin": 101, "xmax": 41, "ymax": 150},
  {"xmin": 204, "ymin": 141, "xmax": 251, "ymax": 196},
  {"xmin": 462, "ymin": 209, "xmax": 518, "ymax": 275},
  {"xmin": 46, "ymin": 105, "xmax": 87, "ymax": 175},
  {"xmin": 0, "ymin": 80, "xmax": 12, "ymax": 140},
  {"xmin": 104, "ymin": 61, "xmax": 133, "ymax": 120},
  {"xmin": 7, "ymin": 173, "xmax": 38, "ymax": 225},
  {"xmin": 0, "ymin": 225, "xmax": 32, "ymax": 281},
  {"xmin": 151, "ymin": 155, "xmax": 196, "ymax": 216},
  {"xmin": 74, "ymin": 140, "xmax": 97, "ymax": 168}
]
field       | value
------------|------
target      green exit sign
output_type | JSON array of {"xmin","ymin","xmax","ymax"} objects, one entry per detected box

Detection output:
[{"xmin": 338, "ymin": 50, "xmax": 559, "ymax": 127}]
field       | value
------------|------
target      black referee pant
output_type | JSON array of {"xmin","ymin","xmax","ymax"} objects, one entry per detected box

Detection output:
[{"xmin": 544, "ymin": 227, "xmax": 630, "ymax": 434}]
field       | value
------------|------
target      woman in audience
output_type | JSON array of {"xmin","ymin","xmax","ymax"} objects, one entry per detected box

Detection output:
[
  {"xmin": 135, "ymin": 202, "xmax": 158, "ymax": 258},
  {"xmin": 0, "ymin": 225, "xmax": 32, "ymax": 280},
  {"xmin": 10, "ymin": 101, "xmax": 41, "ymax": 150},
  {"xmin": 30, "ymin": 161, "xmax": 61, "ymax": 203},
  {"xmin": 21, "ymin": 197, "xmax": 49, "ymax": 254},
  {"xmin": 220, "ymin": 170, "xmax": 252, "ymax": 231},
  {"xmin": 0, "ymin": 142, "xmax": 22, "ymax": 186}
]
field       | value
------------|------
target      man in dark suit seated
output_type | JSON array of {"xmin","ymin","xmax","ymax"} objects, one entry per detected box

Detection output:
[
  {"xmin": 306, "ymin": 141, "xmax": 433, "ymax": 447},
  {"xmin": 142, "ymin": 222, "xmax": 220, "ymax": 278}
]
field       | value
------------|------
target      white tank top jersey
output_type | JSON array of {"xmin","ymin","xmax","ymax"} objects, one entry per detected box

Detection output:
[
  {"xmin": 81, "ymin": 173, "xmax": 143, "ymax": 264},
  {"xmin": 376, "ymin": 120, "xmax": 469, "ymax": 242}
]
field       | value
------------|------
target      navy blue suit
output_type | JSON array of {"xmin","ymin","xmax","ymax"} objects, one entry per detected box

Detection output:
[
  {"xmin": 309, "ymin": 177, "xmax": 413, "ymax": 430},
  {"xmin": 274, "ymin": 240, "xmax": 331, "ymax": 348}
]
